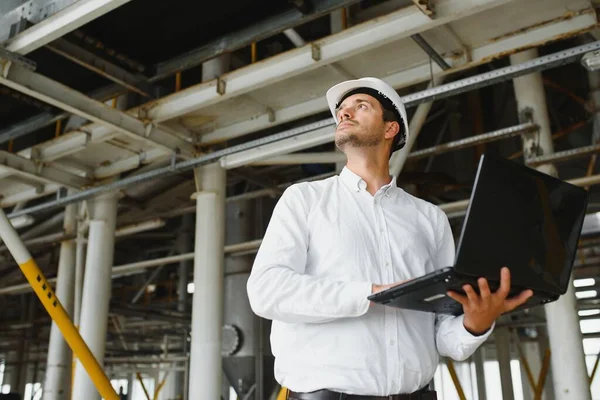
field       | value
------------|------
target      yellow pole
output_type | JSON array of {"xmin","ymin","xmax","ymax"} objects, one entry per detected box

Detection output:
[
  {"xmin": 137, "ymin": 372, "xmax": 152, "ymax": 400},
  {"xmin": 534, "ymin": 348, "xmax": 551, "ymax": 400},
  {"xmin": 590, "ymin": 350, "xmax": 600, "ymax": 384},
  {"xmin": 55, "ymin": 119, "xmax": 62, "ymax": 138},
  {"xmin": 153, "ymin": 368, "xmax": 171, "ymax": 400},
  {"xmin": 251, "ymin": 42, "xmax": 257, "ymax": 63},
  {"xmin": 0, "ymin": 208, "xmax": 118, "ymax": 400},
  {"xmin": 276, "ymin": 387, "xmax": 288, "ymax": 400},
  {"xmin": 175, "ymin": 72, "xmax": 182, "ymax": 92},
  {"xmin": 445, "ymin": 359, "xmax": 467, "ymax": 400}
]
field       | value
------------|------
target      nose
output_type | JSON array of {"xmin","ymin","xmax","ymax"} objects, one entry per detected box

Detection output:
[{"xmin": 338, "ymin": 107, "xmax": 352, "ymax": 122}]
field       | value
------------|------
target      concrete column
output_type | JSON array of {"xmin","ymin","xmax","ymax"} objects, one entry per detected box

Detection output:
[
  {"xmin": 73, "ymin": 203, "xmax": 87, "ymax": 327},
  {"xmin": 43, "ymin": 200, "xmax": 77, "ymax": 400},
  {"xmin": 496, "ymin": 326, "xmax": 515, "ymax": 400},
  {"xmin": 3, "ymin": 351, "xmax": 19, "ymax": 393},
  {"xmin": 72, "ymin": 192, "xmax": 118, "ymax": 400},
  {"xmin": 473, "ymin": 347, "xmax": 487, "ymax": 400},
  {"xmin": 511, "ymin": 48, "xmax": 591, "ymax": 400},
  {"xmin": 188, "ymin": 163, "xmax": 226, "ymax": 399},
  {"xmin": 175, "ymin": 214, "xmax": 193, "ymax": 400}
]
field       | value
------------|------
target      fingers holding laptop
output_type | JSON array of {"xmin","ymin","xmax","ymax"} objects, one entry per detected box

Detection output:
[{"xmin": 446, "ymin": 267, "xmax": 534, "ymax": 335}]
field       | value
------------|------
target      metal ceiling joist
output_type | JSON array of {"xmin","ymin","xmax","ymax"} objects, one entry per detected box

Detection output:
[
  {"xmin": 6, "ymin": 39, "xmax": 600, "ymax": 218},
  {"xmin": 144, "ymin": 0, "xmax": 517, "ymax": 123},
  {"xmin": 0, "ymin": 62, "xmax": 195, "ymax": 158},
  {"xmin": 199, "ymin": 8, "xmax": 597, "ymax": 145},
  {"xmin": 3, "ymin": 0, "xmax": 134, "ymax": 55},
  {"xmin": 0, "ymin": 150, "xmax": 89, "ymax": 189},
  {"xmin": 46, "ymin": 38, "xmax": 156, "ymax": 98},
  {"xmin": 151, "ymin": 0, "xmax": 363, "ymax": 81},
  {"xmin": 0, "ymin": 183, "xmax": 61, "ymax": 208}
]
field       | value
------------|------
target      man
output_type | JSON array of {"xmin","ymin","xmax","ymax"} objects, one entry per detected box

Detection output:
[{"xmin": 247, "ymin": 77, "xmax": 533, "ymax": 399}]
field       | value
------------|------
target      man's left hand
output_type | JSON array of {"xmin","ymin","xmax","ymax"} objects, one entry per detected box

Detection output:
[{"xmin": 446, "ymin": 267, "xmax": 533, "ymax": 335}]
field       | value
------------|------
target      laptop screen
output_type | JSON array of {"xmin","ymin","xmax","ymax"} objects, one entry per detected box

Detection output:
[{"xmin": 454, "ymin": 153, "xmax": 588, "ymax": 295}]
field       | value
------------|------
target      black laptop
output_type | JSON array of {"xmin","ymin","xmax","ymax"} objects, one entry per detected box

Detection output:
[{"xmin": 368, "ymin": 153, "xmax": 589, "ymax": 315}]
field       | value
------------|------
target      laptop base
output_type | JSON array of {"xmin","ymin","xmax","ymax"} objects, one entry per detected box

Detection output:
[{"xmin": 367, "ymin": 268, "xmax": 559, "ymax": 316}]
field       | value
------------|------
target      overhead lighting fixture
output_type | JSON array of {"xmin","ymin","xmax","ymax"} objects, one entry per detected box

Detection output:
[
  {"xmin": 574, "ymin": 278, "xmax": 595, "ymax": 288},
  {"xmin": 9, "ymin": 214, "xmax": 34, "ymax": 229},
  {"xmin": 576, "ymin": 290, "xmax": 597, "ymax": 299},
  {"xmin": 581, "ymin": 50, "xmax": 600, "ymax": 71},
  {"xmin": 579, "ymin": 309, "xmax": 600, "ymax": 317},
  {"xmin": 187, "ymin": 282, "xmax": 195, "ymax": 294}
]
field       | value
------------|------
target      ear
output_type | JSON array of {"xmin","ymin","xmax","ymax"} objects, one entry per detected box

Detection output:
[{"xmin": 384, "ymin": 121, "xmax": 400, "ymax": 140}]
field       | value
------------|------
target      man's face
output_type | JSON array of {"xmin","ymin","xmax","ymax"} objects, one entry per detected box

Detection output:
[{"xmin": 334, "ymin": 93, "xmax": 387, "ymax": 152}]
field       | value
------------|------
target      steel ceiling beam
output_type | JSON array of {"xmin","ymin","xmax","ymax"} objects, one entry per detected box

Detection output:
[
  {"xmin": 0, "ymin": 150, "xmax": 90, "ymax": 189},
  {"xmin": 46, "ymin": 38, "xmax": 157, "ymax": 98},
  {"xmin": 145, "ymin": 0, "xmax": 517, "ymax": 123},
  {"xmin": 6, "ymin": 39, "xmax": 600, "ymax": 219},
  {"xmin": 0, "ymin": 61, "xmax": 195, "ymax": 158},
  {"xmin": 151, "ymin": 0, "xmax": 363, "ymax": 81},
  {"xmin": 199, "ymin": 9, "xmax": 596, "ymax": 145},
  {"xmin": 3, "ymin": 0, "xmax": 134, "ymax": 55}
]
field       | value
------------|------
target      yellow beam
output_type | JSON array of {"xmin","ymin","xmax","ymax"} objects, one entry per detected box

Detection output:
[
  {"xmin": 534, "ymin": 348, "xmax": 551, "ymax": 400},
  {"xmin": 446, "ymin": 359, "xmax": 467, "ymax": 400},
  {"xmin": 137, "ymin": 372, "xmax": 152, "ymax": 400},
  {"xmin": 276, "ymin": 387, "xmax": 288, "ymax": 400},
  {"xmin": 0, "ymin": 208, "xmax": 118, "ymax": 400}
]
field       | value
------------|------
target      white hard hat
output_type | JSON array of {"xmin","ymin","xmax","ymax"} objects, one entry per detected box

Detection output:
[{"xmin": 326, "ymin": 77, "xmax": 409, "ymax": 151}]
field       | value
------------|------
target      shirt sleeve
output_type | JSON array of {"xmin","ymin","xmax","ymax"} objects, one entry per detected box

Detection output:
[
  {"xmin": 434, "ymin": 208, "xmax": 494, "ymax": 361},
  {"xmin": 246, "ymin": 184, "xmax": 373, "ymax": 324}
]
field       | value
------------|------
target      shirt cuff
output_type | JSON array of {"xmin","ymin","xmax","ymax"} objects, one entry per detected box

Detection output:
[
  {"xmin": 344, "ymin": 281, "xmax": 372, "ymax": 317},
  {"xmin": 452, "ymin": 314, "xmax": 495, "ymax": 344}
]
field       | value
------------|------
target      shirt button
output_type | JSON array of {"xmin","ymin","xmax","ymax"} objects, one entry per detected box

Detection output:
[{"xmin": 389, "ymin": 340, "xmax": 395, "ymax": 346}]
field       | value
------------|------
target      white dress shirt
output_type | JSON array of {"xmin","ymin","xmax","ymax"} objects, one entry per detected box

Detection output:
[{"xmin": 247, "ymin": 167, "xmax": 493, "ymax": 396}]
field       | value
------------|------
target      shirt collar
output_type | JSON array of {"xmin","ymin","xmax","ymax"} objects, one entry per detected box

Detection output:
[{"xmin": 339, "ymin": 167, "xmax": 397, "ymax": 197}]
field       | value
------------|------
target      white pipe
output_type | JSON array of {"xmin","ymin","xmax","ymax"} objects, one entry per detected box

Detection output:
[
  {"xmin": 473, "ymin": 348, "xmax": 487, "ymax": 400},
  {"xmin": 511, "ymin": 48, "xmax": 590, "ymax": 400},
  {"xmin": 189, "ymin": 163, "xmax": 226, "ymax": 399},
  {"xmin": 495, "ymin": 326, "xmax": 515, "ymax": 400},
  {"xmin": 73, "ymin": 204, "xmax": 87, "ymax": 327},
  {"xmin": 0, "ymin": 239, "xmax": 263, "ymax": 295},
  {"xmin": 43, "ymin": 200, "xmax": 77, "ymax": 400},
  {"xmin": 389, "ymin": 77, "xmax": 444, "ymax": 177},
  {"xmin": 283, "ymin": 29, "xmax": 306, "ymax": 47},
  {"xmin": 72, "ymin": 193, "xmax": 118, "ymax": 400}
]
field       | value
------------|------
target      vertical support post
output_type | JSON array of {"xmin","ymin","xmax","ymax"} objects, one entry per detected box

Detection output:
[
  {"xmin": 43, "ymin": 199, "xmax": 77, "ymax": 400},
  {"xmin": 72, "ymin": 193, "xmax": 119, "ymax": 400},
  {"xmin": 73, "ymin": 202, "xmax": 87, "ymax": 327},
  {"xmin": 175, "ymin": 214, "xmax": 193, "ymax": 400},
  {"xmin": 496, "ymin": 326, "xmax": 515, "ymax": 400},
  {"xmin": 188, "ymin": 163, "xmax": 226, "ymax": 400},
  {"xmin": 511, "ymin": 48, "xmax": 591, "ymax": 400},
  {"xmin": 473, "ymin": 347, "xmax": 487, "ymax": 400},
  {"xmin": 389, "ymin": 77, "xmax": 444, "ymax": 177}
]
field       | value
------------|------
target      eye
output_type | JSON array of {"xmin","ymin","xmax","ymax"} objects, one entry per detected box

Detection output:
[{"xmin": 358, "ymin": 104, "xmax": 367, "ymax": 110}]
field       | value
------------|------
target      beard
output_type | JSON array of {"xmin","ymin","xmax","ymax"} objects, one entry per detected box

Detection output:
[{"xmin": 335, "ymin": 124, "xmax": 382, "ymax": 150}]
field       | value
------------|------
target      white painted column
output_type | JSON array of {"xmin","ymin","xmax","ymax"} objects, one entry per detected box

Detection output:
[
  {"xmin": 473, "ymin": 347, "xmax": 487, "ymax": 400},
  {"xmin": 389, "ymin": 77, "xmax": 444, "ymax": 177},
  {"xmin": 511, "ymin": 48, "xmax": 590, "ymax": 400},
  {"xmin": 496, "ymin": 326, "xmax": 515, "ymax": 400},
  {"xmin": 188, "ymin": 163, "xmax": 226, "ymax": 400},
  {"xmin": 73, "ymin": 203, "xmax": 87, "ymax": 327},
  {"xmin": 71, "ymin": 192, "xmax": 118, "ymax": 400},
  {"xmin": 42, "ymin": 200, "xmax": 77, "ymax": 400}
]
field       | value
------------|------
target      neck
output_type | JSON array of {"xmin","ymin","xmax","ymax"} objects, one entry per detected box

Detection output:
[{"xmin": 345, "ymin": 149, "xmax": 392, "ymax": 195}]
